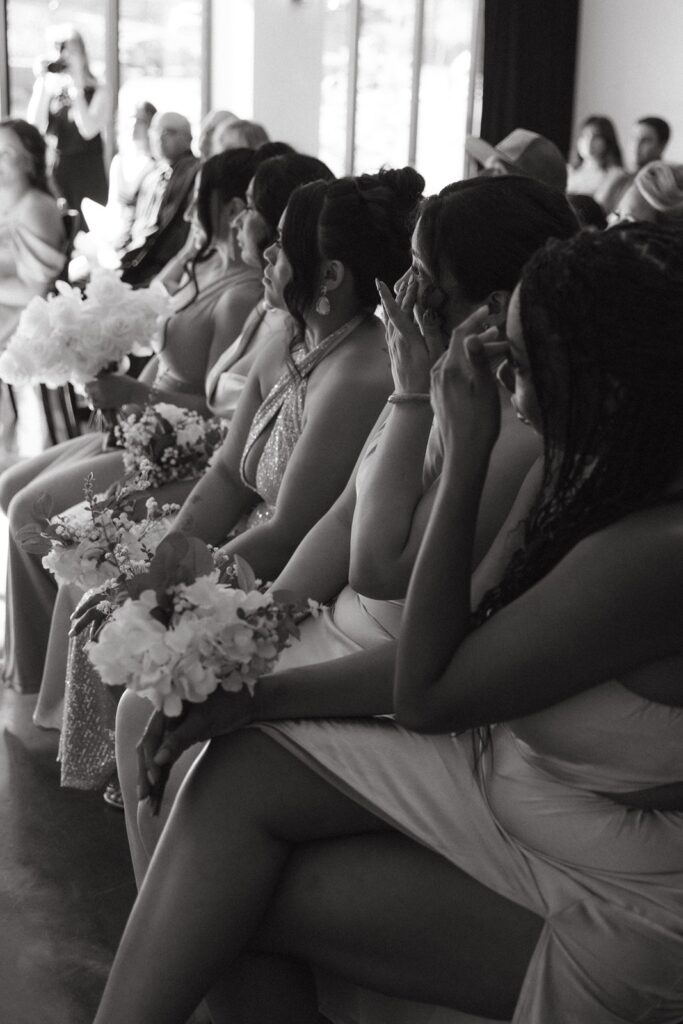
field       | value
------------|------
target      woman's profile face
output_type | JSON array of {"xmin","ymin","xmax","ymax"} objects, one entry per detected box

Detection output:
[
  {"xmin": 578, "ymin": 126, "xmax": 607, "ymax": 163},
  {"xmin": 411, "ymin": 222, "xmax": 476, "ymax": 335},
  {"xmin": 234, "ymin": 177, "xmax": 271, "ymax": 268},
  {"xmin": 261, "ymin": 210, "xmax": 293, "ymax": 311},
  {"xmin": 498, "ymin": 287, "xmax": 541, "ymax": 431}
]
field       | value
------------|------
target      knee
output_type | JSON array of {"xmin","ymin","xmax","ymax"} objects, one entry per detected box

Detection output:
[
  {"xmin": 115, "ymin": 690, "xmax": 153, "ymax": 778},
  {"xmin": 0, "ymin": 461, "xmax": 34, "ymax": 520}
]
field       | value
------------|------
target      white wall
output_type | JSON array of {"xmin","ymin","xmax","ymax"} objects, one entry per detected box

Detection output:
[
  {"xmin": 211, "ymin": 0, "xmax": 325, "ymax": 155},
  {"xmin": 574, "ymin": 0, "xmax": 683, "ymax": 167}
]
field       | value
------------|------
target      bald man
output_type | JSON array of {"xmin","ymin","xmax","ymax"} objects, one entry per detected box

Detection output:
[{"xmin": 120, "ymin": 110, "xmax": 199, "ymax": 287}]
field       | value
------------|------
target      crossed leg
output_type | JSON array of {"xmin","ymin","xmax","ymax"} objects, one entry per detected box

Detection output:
[{"xmin": 94, "ymin": 730, "xmax": 542, "ymax": 1024}]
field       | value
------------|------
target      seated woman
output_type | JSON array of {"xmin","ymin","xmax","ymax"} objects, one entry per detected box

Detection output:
[
  {"xmin": 609, "ymin": 159, "xmax": 683, "ymax": 225},
  {"xmin": 0, "ymin": 146, "xmax": 267, "ymax": 697},
  {"xmin": 67, "ymin": 167, "xmax": 421, "ymax": 792},
  {"xmin": 116, "ymin": 175, "xmax": 578, "ymax": 870},
  {"xmin": 0, "ymin": 118, "xmax": 65, "ymax": 349},
  {"xmin": 30, "ymin": 152, "xmax": 336, "ymax": 733},
  {"xmin": 95, "ymin": 223, "xmax": 683, "ymax": 1024},
  {"xmin": 567, "ymin": 115, "xmax": 631, "ymax": 214},
  {"xmin": 156, "ymin": 140, "xmax": 296, "ymax": 297}
]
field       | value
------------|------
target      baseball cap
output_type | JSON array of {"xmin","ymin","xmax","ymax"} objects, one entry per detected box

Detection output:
[{"xmin": 466, "ymin": 128, "xmax": 567, "ymax": 193}]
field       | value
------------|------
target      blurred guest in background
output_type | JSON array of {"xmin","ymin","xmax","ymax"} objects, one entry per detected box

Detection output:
[
  {"xmin": 118, "ymin": 111, "xmax": 199, "ymax": 287},
  {"xmin": 466, "ymin": 128, "xmax": 567, "ymax": 193},
  {"xmin": 567, "ymin": 115, "xmax": 631, "ymax": 213},
  {"xmin": 211, "ymin": 118, "xmax": 270, "ymax": 156},
  {"xmin": 610, "ymin": 160, "xmax": 683, "ymax": 225},
  {"xmin": 631, "ymin": 116, "xmax": 671, "ymax": 171},
  {"xmin": 198, "ymin": 109, "xmax": 238, "ymax": 161},
  {"xmin": 0, "ymin": 118, "xmax": 65, "ymax": 349},
  {"xmin": 28, "ymin": 27, "xmax": 108, "ymax": 223}
]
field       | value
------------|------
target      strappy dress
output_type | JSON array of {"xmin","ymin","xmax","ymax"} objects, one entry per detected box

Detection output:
[{"xmin": 257, "ymin": 682, "xmax": 683, "ymax": 1023}]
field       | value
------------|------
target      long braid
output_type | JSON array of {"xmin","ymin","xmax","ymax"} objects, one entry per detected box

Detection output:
[{"xmin": 474, "ymin": 223, "xmax": 683, "ymax": 627}]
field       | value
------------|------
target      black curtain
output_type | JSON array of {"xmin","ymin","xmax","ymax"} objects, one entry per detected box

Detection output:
[{"xmin": 480, "ymin": 0, "xmax": 580, "ymax": 159}]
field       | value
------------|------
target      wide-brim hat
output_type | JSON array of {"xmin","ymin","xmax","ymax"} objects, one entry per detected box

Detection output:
[{"xmin": 466, "ymin": 128, "xmax": 567, "ymax": 193}]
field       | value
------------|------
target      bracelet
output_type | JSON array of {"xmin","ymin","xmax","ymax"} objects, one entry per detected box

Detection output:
[{"xmin": 387, "ymin": 391, "xmax": 431, "ymax": 405}]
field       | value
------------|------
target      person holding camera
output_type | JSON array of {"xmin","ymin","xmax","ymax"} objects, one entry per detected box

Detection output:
[{"xmin": 28, "ymin": 27, "xmax": 108, "ymax": 222}]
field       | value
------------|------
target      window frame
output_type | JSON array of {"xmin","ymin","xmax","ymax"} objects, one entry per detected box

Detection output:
[
  {"xmin": 0, "ymin": 0, "xmax": 211, "ymax": 157},
  {"xmin": 342, "ymin": 0, "xmax": 483, "ymax": 177}
]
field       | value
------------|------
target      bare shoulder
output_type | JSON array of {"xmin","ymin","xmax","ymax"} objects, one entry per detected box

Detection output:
[
  {"xmin": 564, "ymin": 500, "xmax": 683, "ymax": 639},
  {"xmin": 316, "ymin": 316, "xmax": 391, "ymax": 387},
  {"xmin": 252, "ymin": 327, "xmax": 292, "ymax": 393},
  {"xmin": 580, "ymin": 500, "xmax": 683, "ymax": 575}
]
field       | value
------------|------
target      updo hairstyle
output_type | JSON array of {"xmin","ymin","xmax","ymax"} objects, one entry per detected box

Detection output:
[{"xmin": 281, "ymin": 166, "xmax": 425, "ymax": 324}]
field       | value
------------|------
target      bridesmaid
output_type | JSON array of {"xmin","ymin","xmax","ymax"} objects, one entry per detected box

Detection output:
[
  {"xmin": 95, "ymin": 223, "xmax": 683, "ymax": 1024},
  {"xmin": 115, "ymin": 174, "xmax": 578, "ymax": 872},
  {"xmin": 61, "ymin": 165, "xmax": 422, "ymax": 800},
  {"xmin": 34, "ymin": 152, "xmax": 335, "ymax": 736}
]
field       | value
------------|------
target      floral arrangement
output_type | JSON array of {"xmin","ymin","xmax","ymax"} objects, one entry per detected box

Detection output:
[
  {"xmin": 86, "ymin": 533, "xmax": 315, "ymax": 717},
  {"xmin": 0, "ymin": 269, "xmax": 171, "ymax": 387},
  {"xmin": 114, "ymin": 402, "xmax": 228, "ymax": 489},
  {"xmin": 17, "ymin": 474, "xmax": 179, "ymax": 592}
]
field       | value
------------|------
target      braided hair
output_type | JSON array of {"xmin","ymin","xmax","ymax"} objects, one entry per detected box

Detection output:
[{"xmin": 473, "ymin": 223, "xmax": 683, "ymax": 625}]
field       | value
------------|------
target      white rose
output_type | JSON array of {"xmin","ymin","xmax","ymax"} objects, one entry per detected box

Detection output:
[
  {"xmin": 153, "ymin": 402, "xmax": 186, "ymax": 427},
  {"xmin": 19, "ymin": 296, "xmax": 51, "ymax": 336},
  {"xmin": 86, "ymin": 269, "xmax": 131, "ymax": 307}
]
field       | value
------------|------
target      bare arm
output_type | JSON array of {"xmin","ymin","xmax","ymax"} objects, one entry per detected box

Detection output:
[
  {"xmin": 69, "ymin": 84, "xmax": 108, "ymax": 141},
  {"xmin": 394, "ymin": 317, "xmax": 683, "ymax": 733},
  {"xmin": 27, "ymin": 73, "xmax": 51, "ymax": 133},
  {"xmin": 270, "ymin": 461, "xmax": 358, "ymax": 603},
  {"xmin": 171, "ymin": 364, "xmax": 266, "ymax": 543}
]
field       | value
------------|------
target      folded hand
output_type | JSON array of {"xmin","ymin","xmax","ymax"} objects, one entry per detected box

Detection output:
[{"xmin": 137, "ymin": 686, "xmax": 255, "ymax": 814}]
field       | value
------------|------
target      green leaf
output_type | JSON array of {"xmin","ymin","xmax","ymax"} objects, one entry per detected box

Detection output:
[
  {"xmin": 234, "ymin": 554, "xmax": 257, "ymax": 592},
  {"xmin": 16, "ymin": 523, "xmax": 50, "ymax": 554},
  {"xmin": 32, "ymin": 492, "xmax": 54, "ymax": 522}
]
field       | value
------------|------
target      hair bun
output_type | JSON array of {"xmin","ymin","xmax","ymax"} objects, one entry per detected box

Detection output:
[{"xmin": 376, "ymin": 166, "xmax": 425, "ymax": 209}]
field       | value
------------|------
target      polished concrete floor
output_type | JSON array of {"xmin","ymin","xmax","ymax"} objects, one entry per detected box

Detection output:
[
  {"xmin": 0, "ymin": 688, "xmax": 136, "ymax": 1024},
  {"xmin": 0, "ymin": 394, "xmax": 136, "ymax": 1024}
]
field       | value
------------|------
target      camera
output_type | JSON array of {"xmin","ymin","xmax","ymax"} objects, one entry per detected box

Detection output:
[
  {"xmin": 46, "ymin": 42, "xmax": 67, "ymax": 74},
  {"xmin": 46, "ymin": 56, "xmax": 67, "ymax": 73}
]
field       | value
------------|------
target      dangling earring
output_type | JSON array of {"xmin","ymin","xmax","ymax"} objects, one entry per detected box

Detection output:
[{"xmin": 316, "ymin": 284, "xmax": 331, "ymax": 316}]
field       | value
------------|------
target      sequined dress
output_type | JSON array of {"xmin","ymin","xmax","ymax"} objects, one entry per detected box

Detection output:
[{"xmin": 59, "ymin": 315, "xmax": 365, "ymax": 789}]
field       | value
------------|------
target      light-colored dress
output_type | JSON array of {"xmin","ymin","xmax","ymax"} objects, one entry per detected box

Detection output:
[
  {"xmin": 257, "ymin": 682, "xmax": 683, "ymax": 1024},
  {"xmin": 566, "ymin": 163, "xmax": 632, "ymax": 213},
  {"xmin": 1, "ymin": 254, "xmax": 261, "ymax": 697},
  {"xmin": 0, "ymin": 190, "xmax": 65, "ymax": 348},
  {"xmin": 61, "ymin": 314, "xmax": 372, "ymax": 788}
]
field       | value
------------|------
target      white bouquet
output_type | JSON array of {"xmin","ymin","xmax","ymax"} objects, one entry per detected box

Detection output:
[
  {"xmin": 86, "ymin": 534, "xmax": 308, "ymax": 717},
  {"xmin": 18, "ymin": 474, "xmax": 179, "ymax": 592},
  {"xmin": 0, "ymin": 269, "xmax": 171, "ymax": 387},
  {"xmin": 114, "ymin": 402, "xmax": 228, "ymax": 488}
]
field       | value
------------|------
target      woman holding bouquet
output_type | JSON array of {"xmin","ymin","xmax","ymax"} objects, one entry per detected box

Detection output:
[
  {"xmin": 0, "ymin": 146, "xmax": 277, "ymax": 696},
  {"xmin": 115, "ymin": 175, "xmax": 577, "ymax": 867},
  {"xmin": 94, "ymin": 223, "xmax": 683, "ymax": 1024},
  {"xmin": 64, "ymin": 167, "xmax": 420, "ymax": 798}
]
